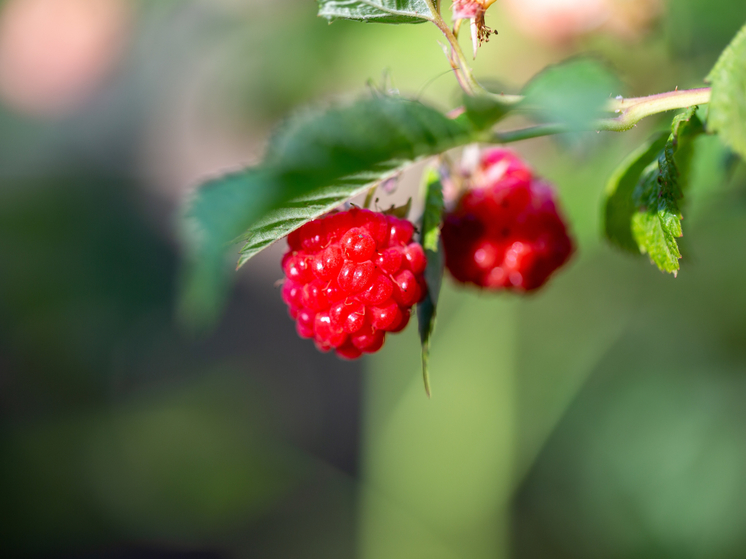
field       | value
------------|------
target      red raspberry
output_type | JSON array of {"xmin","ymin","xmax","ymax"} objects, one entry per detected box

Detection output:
[
  {"xmin": 281, "ymin": 208, "xmax": 427, "ymax": 359},
  {"xmin": 441, "ymin": 148, "xmax": 574, "ymax": 292}
]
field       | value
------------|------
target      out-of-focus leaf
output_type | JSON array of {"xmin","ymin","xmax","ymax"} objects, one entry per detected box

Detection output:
[
  {"xmin": 521, "ymin": 58, "xmax": 620, "ymax": 129},
  {"xmin": 462, "ymin": 94, "xmax": 512, "ymax": 131},
  {"xmin": 181, "ymin": 96, "xmax": 472, "ymax": 328},
  {"xmin": 317, "ymin": 0, "xmax": 432, "ymax": 24},
  {"xmin": 603, "ymin": 107, "xmax": 704, "ymax": 274},
  {"xmin": 604, "ymin": 133, "xmax": 668, "ymax": 252},
  {"xmin": 706, "ymin": 22, "xmax": 746, "ymax": 160},
  {"xmin": 382, "ymin": 197, "xmax": 412, "ymax": 219},
  {"xmin": 417, "ymin": 168, "xmax": 445, "ymax": 397},
  {"xmin": 667, "ymin": 0, "xmax": 746, "ymax": 58},
  {"xmin": 687, "ymin": 133, "xmax": 742, "ymax": 214}
]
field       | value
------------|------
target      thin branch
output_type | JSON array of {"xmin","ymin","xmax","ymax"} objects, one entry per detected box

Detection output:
[
  {"xmin": 601, "ymin": 87, "xmax": 711, "ymax": 131},
  {"xmin": 490, "ymin": 87, "xmax": 712, "ymax": 143},
  {"xmin": 424, "ymin": 0, "xmax": 480, "ymax": 95},
  {"xmin": 493, "ymin": 123, "xmax": 566, "ymax": 144}
]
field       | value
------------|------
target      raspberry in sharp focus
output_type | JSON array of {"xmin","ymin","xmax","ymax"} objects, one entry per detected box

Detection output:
[
  {"xmin": 280, "ymin": 207, "xmax": 427, "ymax": 359},
  {"xmin": 441, "ymin": 148, "xmax": 574, "ymax": 292}
]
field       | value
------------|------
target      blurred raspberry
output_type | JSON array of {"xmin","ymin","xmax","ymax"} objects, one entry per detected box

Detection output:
[
  {"xmin": 441, "ymin": 148, "xmax": 574, "ymax": 292},
  {"xmin": 281, "ymin": 208, "xmax": 427, "ymax": 359},
  {"xmin": 502, "ymin": 0, "xmax": 664, "ymax": 44}
]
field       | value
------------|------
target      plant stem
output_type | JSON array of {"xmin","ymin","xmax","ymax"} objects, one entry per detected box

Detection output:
[
  {"xmin": 493, "ymin": 123, "xmax": 567, "ymax": 143},
  {"xmin": 423, "ymin": 1, "xmax": 537, "ymax": 106},
  {"xmin": 601, "ymin": 87, "xmax": 711, "ymax": 131},
  {"xmin": 424, "ymin": 0, "xmax": 481, "ymax": 96},
  {"xmin": 490, "ymin": 87, "xmax": 712, "ymax": 143},
  {"xmin": 423, "ymin": 1, "xmax": 711, "ymax": 139}
]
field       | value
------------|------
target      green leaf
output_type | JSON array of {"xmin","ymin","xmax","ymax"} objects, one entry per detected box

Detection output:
[
  {"xmin": 417, "ymin": 168, "xmax": 445, "ymax": 398},
  {"xmin": 181, "ymin": 96, "xmax": 472, "ymax": 328},
  {"xmin": 420, "ymin": 168, "xmax": 444, "ymax": 253},
  {"xmin": 603, "ymin": 107, "xmax": 704, "ymax": 274},
  {"xmin": 317, "ymin": 0, "xmax": 432, "ymax": 24},
  {"xmin": 236, "ymin": 163, "xmax": 405, "ymax": 269},
  {"xmin": 382, "ymin": 197, "xmax": 412, "ymax": 219},
  {"xmin": 179, "ymin": 169, "xmax": 281, "ymax": 329},
  {"xmin": 632, "ymin": 108, "xmax": 703, "ymax": 274},
  {"xmin": 462, "ymin": 94, "xmax": 512, "ymax": 131},
  {"xmin": 521, "ymin": 58, "xmax": 620, "ymax": 129},
  {"xmin": 604, "ymin": 133, "xmax": 668, "ymax": 252},
  {"xmin": 630, "ymin": 166, "xmax": 683, "ymax": 273},
  {"xmin": 706, "ymin": 22, "xmax": 746, "ymax": 160}
]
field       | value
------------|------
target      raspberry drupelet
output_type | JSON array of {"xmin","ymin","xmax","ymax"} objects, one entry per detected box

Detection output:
[
  {"xmin": 441, "ymin": 148, "xmax": 574, "ymax": 292},
  {"xmin": 281, "ymin": 208, "xmax": 427, "ymax": 359}
]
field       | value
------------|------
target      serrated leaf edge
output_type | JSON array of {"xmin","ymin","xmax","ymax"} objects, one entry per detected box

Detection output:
[{"xmin": 236, "ymin": 162, "xmax": 409, "ymax": 269}]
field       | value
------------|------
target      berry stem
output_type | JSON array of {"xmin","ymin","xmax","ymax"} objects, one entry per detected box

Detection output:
[{"xmin": 491, "ymin": 87, "xmax": 712, "ymax": 143}]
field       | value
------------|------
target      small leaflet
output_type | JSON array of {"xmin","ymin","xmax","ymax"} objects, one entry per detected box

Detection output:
[{"xmin": 417, "ymin": 167, "xmax": 445, "ymax": 397}]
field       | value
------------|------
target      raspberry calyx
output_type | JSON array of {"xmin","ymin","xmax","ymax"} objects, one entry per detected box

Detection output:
[
  {"xmin": 441, "ymin": 148, "xmax": 574, "ymax": 292},
  {"xmin": 281, "ymin": 208, "xmax": 427, "ymax": 359}
]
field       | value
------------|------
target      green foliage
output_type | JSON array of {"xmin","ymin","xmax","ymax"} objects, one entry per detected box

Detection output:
[
  {"xmin": 604, "ymin": 134, "xmax": 668, "ymax": 252},
  {"xmin": 317, "ymin": 0, "xmax": 432, "ymax": 24},
  {"xmin": 604, "ymin": 107, "xmax": 704, "ymax": 274},
  {"xmin": 630, "ymin": 167, "xmax": 684, "ymax": 274},
  {"xmin": 419, "ymin": 170, "xmax": 444, "ymax": 253},
  {"xmin": 181, "ymin": 9, "xmax": 734, "ymax": 336},
  {"xmin": 461, "ymin": 94, "xmax": 512, "ymax": 131},
  {"xmin": 382, "ymin": 196, "xmax": 413, "ymax": 219},
  {"xmin": 521, "ymin": 59, "xmax": 620, "ymax": 129},
  {"xmin": 182, "ymin": 96, "xmax": 473, "ymax": 326},
  {"xmin": 417, "ymin": 168, "xmax": 445, "ymax": 397},
  {"xmin": 706, "ymin": 22, "xmax": 746, "ymax": 160},
  {"xmin": 236, "ymin": 165, "xmax": 405, "ymax": 269},
  {"xmin": 235, "ymin": 93, "xmax": 517, "ymax": 274}
]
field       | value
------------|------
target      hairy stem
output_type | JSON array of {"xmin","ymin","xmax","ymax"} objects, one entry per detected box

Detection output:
[
  {"xmin": 601, "ymin": 87, "xmax": 711, "ymax": 131},
  {"xmin": 490, "ymin": 87, "xmax": 712, "ymax": 143}
]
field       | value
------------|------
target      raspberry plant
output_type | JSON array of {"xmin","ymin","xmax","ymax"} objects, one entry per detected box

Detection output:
[{"xmin": 180, "ymin": 1, "xmax": 746, "ymax": 395}]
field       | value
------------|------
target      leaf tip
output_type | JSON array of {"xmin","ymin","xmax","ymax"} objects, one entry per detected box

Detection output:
[{"xmin": 423, "ymin": 363, "xmax": 432, "ymax": 398}]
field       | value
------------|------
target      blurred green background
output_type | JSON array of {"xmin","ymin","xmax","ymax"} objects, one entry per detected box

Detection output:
[{"xmin": 1, "ymin": 1, "xmax": 746, "ymax": 557}]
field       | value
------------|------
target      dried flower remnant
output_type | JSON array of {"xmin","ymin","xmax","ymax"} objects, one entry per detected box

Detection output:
[{"xmin": 451, "ymin": 0, "xmax": 498, "ymax": 58}]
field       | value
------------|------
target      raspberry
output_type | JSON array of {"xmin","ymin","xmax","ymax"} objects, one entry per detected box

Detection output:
[
  {"xmin": 441, "ymin": 148, "xmax": 574, "ymax": 292},
  {"xmin": 281, "ymin": 208, "xmax": 427, "ymax": 359}
]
